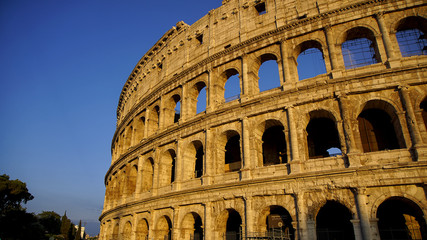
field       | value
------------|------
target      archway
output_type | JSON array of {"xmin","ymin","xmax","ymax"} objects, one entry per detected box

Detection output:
[
  {"xmin": 122, "ymin": 221, "xmax": 132, "ymax": 240},
  {"xmin": 377, "ymin": 197, "xmax": 426, "ymax": 240},
  {"xmin": 225, "ymin": 209, "xmax": 242, "ymax": 240},
  {"xmin": 181, "ymin": 212, "xmax": 203, "ymax": 240},
  {"xmin": 258, "ymin": 54, "xmax": 281, "ymax": 91},
  {"xmin": 224, "ymin": 133, "xmax": 241, "ymax": 172},
  {"xmin": 316, "ymin": 201, "xmax": 355, "ymax": 240},
  {"xmin": 156, "ymin": 215, "xmax": 172, "ymax": 240},
  {"xmin": 341, "ymin": 27, "xmax": 380, "ymax": 69},
  {"xmin": 136, "ymin": 218, "xmax": 149, "ymax": 240},
  {"xmin": 264, "ymin": 206, "xmax": 295, "ymax": 239},
  {"xmin": 262, "ymin": 125, "xmax": 287, "ymax": 166}
]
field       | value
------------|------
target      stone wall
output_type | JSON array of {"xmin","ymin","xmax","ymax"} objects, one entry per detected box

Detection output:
[{"xmin": 100, "ymin": 0, "xmax": 427, "ymax": 239}]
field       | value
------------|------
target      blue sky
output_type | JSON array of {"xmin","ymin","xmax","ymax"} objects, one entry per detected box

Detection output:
[{"xmin": 0, "ymin": 0, "xmax": 221, "ymax": 236}]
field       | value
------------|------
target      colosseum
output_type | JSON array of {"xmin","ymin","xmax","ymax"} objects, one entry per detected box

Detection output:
[{"xmin": 99, "ymin": 0, "xmax": 427, "ymax": 239}]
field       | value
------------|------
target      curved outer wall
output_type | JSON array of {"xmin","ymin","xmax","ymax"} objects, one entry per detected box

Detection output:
[{"xmin": 100, "ymin": 0, "xmax": 427, "ymax": 239}]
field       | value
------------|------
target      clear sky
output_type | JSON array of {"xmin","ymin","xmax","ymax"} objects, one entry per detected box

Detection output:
[{"xmin": 0, "ymin": 0, "xmax": 221, "ymax": 236}]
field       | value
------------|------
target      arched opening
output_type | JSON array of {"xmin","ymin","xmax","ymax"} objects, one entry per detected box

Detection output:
[
  {"xmin": 136, "ymin": 218, "xmax": 149, "ymax": 240},
  {"xmin": 122, "ymin": 221, "xmax": 132, "ymax": 240},
  {"xmin": 262, "ymin": 125, "xmax": 287, "ymax": 166},
  {"xmin": 395, "ymin": 16, "xmax": 427, "ymax": 57},
  {"xmin": 258, "ymin": 54, "xmax": 281, "ymax": 92},
  {"xmin": 156, "ymin": 215, "xmax": 172, "ymax": 240},
  {"xmin": 224, "ymin": 132, "xmax": 241, "ymax": 172},
  {"xmin": 195, "ymin": 144, "xmax": 204, "ymax": 178},
  {"xmin": 358, "ymin": 107, "xmax": 401, "ymax": 152},
  {"xmin": 316, "ymin": 201, "xmax": 355, "ymax": 240},
  {"xmin": 149, "ymin": 105, "xmax": 160, "ymax": 135},
  {"xmin": 225, "ymin": 209, "xmax": 242, "ymax": 240},
  {"xmin": 126, "ymin": 164, "xmax": 137, "ymax": 197},
  {"xmin": 341, "ymin": 27, "xmax": 380, "ymax": 69},
  {"xmin": 377, "ymin": 197, "xmax": 426, "ymax": 240},
  {"xmin": 296, "ymin": 41, "xmax": 327, "ymax": 80},
  {"xmin": 223, "ymin": 69, "xmax": 240, "ymax": 102},
  {"xmin": 173, "ymin": 95, "xmax": 181, "ymax": 123},
  {"xmin": 421, "ymin": 98, "xmax": 427, "ymax": 130},
  {"xmin": 306, "ymin": 111, "xmax": 342, "ymax": 158},
  {"xmin": 196, "ymin": 83, "xmax": 207, "ymax": 114},
  {"xmin": 182, "ymin": 212, "xmax": 204, "ymax": 240},
  {"xmin": 133, "ymin": 112, "xmax": 145, "ymax": 144},
  {"xmin": 265, "ymin": 206, "xmax": 295, "ymax": 239},
  {"xmin": 141, "ymin": 158, "xmax": 154, "ymax": 192},
  {"xmin": 159, "ymin": 150, "xmax": 176, "ymax": 186}
]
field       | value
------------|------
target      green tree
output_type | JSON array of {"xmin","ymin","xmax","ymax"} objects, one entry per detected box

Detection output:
[
  {"xmin": 60, "ymin": 212, "xmax": 72, "ymax": 240},
  {"xmin": 74, "ymin": 220, "xmax": 82, "ymax": 240},
  {"xmin": 0, "ymin": 174, "xmax": 33, "ymax": 213},
  {"xmin": 0, "ymin": 174, "xmax": 44, "ymax": 240},
  {"xmin": 38, "ymin": 211, "xmax": 61, "ymax": 235}
]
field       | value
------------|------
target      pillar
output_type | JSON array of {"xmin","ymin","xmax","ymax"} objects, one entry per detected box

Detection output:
[
  {"xmin": 351, "ymin": 219, "xmax": 363, "ymax": 240},
  {"xmin": 204, "ymin": 202, "xmax": 214, "ymax": 240},
  {"xmin": 353, "ymin": 188, "xmax": 372, "ymax": 240},
  {"xmin": 280, "ymin": 40, "xmax": 293, "ymax": 86},
  {"xmin": 241, "ymin": 117, "xmax": 252, "ymax": 179},
  {"xmin": 202, "ymin": 128, "xmax": 214, "ymax": 185},
  {"xmin": 135, "ymin": 155, "xmax": 143, "ymax": 196},
  {"xmin": 375, "ymin": 12, "xmax": 397, "ymax": 61},
  {"xmin": 399, "ymin": 85, "xmax": 424, "ymax": 147},
  {"xmin": 286, "ymin": 106, "xmax": 302, "ymax": 173},
  {"xmin": 336, "ymin": 93, "xmax": 359, "ymax": 154},
  {"xmin": 324, "ymin": 25, "xmax": 343, "ymax": 78}
]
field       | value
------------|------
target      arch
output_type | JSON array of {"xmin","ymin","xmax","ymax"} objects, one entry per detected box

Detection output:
[
  {"xmin": 136, "ymin": 218, "xmax": 149, "ymax": 240},
  {"xmin": 394, "ymin": 16, "xmax": 427, "ymax": 57},
  {"xmin": 262, "ymin": 122, "xmax": 287, "ymax": 166},
  {"xmin": 222, "ymin": 130, "xmax": 242, "ymax": 172},
  {"xmin": 141, "ymin": 157, "xmax": 154, "ymax": 192},
  {"xmin": 258, "ymin": 205, "xmax": 295, "ymax": 239},
  {"xmin": 155, "ymin": 215, "xmax": 172, "ymax": 240},
  {"xmin": 316, "ymin": 201, "xmax": 355, "ymax": 240},
  {"xmin": 187, "ymin": 80, "xmax": 208, "ymax": 115},
  {"xmin": 159, "ymin": 149, "xmax": 176, "ymax": 186},
  {"xmin": 181, "ymin": 212, "xmax": 203, "ymax": 240},
  {"xmin": 377, "ymin": 197, "xmax": 427, "ymax": 240},
  {"xmin": 357, "ymin": 100, "xmax": 405, "ymax": 152},
  {"xmin": 122, "ymin": 221, "xmax": 132, "ymax": 240},
  {"xmin": 257, "ymin": 53, "xmax": 281, "ymax": 92},
  {"xmin": 295, "ymin": 40, "xmax": 327, "ymax": 80},
  {"xmin": 126, "ymin": 164, "xmax": 138, "ymax": 197},
  {"xmin": 223, "ymin": 68, "xmax": 241, "ymax": 102},
  {"xmin": 420, "ymin": 97, "xmax": 427, "ymax": 130},
  {"xmin": 132, "ymin": 111, "xmax": 146, "ymax": 144},
  {"xmin": 183, "ymin": 140, "xmax": 204, "ymax": 180},
  {"xmin": 306, "ymin": 110, "xmax": 342, "ymax": 158},
  {"xmin": 164, "ymin": 93, "xmax": 181, "ymax": 126},
  {"xmin": 148, "ymin": 105, "xmax": 160, "ymax": 135},
  {"xmin": 217, "ymin": 209, "xmax": 242, "ymax": 240},
  {"xmin": 340, "ymin": 27, "xmax": 380, "ymax": 69}
]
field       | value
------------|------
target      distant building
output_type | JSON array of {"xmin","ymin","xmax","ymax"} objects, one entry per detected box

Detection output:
[{"xmin": 100, "ymin": 0, "xmax": 427, "ymax": 239}]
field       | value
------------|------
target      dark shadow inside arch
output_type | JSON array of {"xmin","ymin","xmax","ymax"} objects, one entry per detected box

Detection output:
[
  {"xmin": 193, "ymin": 213, "xmax": 203, "ymax": 240},
  {"xmin": 306, "ymin": 117, "xmax": 342, "ymax": 159},
  {"xmin": 225, "ymin": 134, "xmax": 241, "ymax": 172},
  {"xmin": 377, "ymin": 197, "xmax": 427, "ymax": 240},
  {"xmin": 316, "ymin": 201, "xmax": 355, "ymax": 240},
  {"xmin": 262, "ymin": 125, "xmax": 287, "ymax": 166},
  {"xmin": 226, "ymin": 209, "xmax": 242, "ymax": 240},
  {"xmin": 195, "ymin": 144, "xmax": 204, "ymax": 178},
  {"xmin": 266, "ymin": 206, "xmax": 295, "ymax": 240},
  {"xmin": 420, "ymin": 98, "xmax": 427, "ymax": 130},
  {"xmin": 358, "ymin": 108, "xmax": 400, "ymax": 152}
]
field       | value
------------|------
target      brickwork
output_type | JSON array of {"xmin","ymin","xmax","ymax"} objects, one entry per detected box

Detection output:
[{"xmin": 100, "ymin": 0, "xmax": 427, "ymax": 239}]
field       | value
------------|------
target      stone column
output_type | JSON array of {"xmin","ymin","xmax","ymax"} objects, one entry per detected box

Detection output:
[
  {"xmin": 324, "ymin": 25, "xmax": 343, "ymax": 78},
  {"xmin": 181, "ymin": 84, "xmax": 189, "ymax": 121},
  {"xmin": 241, "ymin": 117, "xmax": 252, "ymax": 179},
  {"xmin": 241, "ymin": 54, "xmax": 250, "ymax": 98},
  {"xmin": 244, "ymin": 197, "xmax": 254, "ymax": 235},
  {"xmin": 152, "ymin": 149, "xmax": 160, "ymax": 195},
  {"xmin": 336, "ymin": 93, "xmax": 358, "ymax": 154},
  {"xmin": 398, "ymin": 85, "xmax": 423, "ymax": 147},
  {"xmin": 174, "ymin": 140, "xmax": 183, "ymax": 191},
  {"xmin": 286, "ymin": 106, "xmax": 302, "ymax": 173},
  {"xmin": 280, "ymin": 40, "xmax": 292, "ymax": 86},
  {"xmin": 172, "ymin": 207, "xmax": 180, "ymax": 240},
  {"xmin": 369, "ymin": 218, "xmax": 381, "ymax": 240},
  {"xmin": 351, "ymin": 219, "xmax": 363, "ymax": 240},
  {"xmin": 353, "ymin": 188, "xmax": 372, "ymax": 240},
  {"xmin": 306, "ymin": 219, "xmax": 316, "ymax": 240},
  {"xmin": 294, "ymin": 192, "xmax": 308, "ymax": 240},
  {"xmin": 204, "ymin": 202, "xmax": 214, "ymax": 240},
  {"xmin": 135, "ymin": 155, "xmax": 143, "ymax": 196},
  {"xmin": 203, "ymin": 128, "xmax": 214, "ymax": 185},
  {"xmin": 375, "ymin": 12, "xmax": 397, "ymax": 61},
  {"xmin": 143, "ymin": 108, "xmax": 150, "ymax": 137}
]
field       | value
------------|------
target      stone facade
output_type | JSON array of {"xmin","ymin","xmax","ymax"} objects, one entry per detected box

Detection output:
[{"xmin": 99, "ymin": 0, "xmax": 427, "ymax": 239}]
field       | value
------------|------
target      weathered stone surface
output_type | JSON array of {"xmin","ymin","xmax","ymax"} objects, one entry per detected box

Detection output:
[{"xmin": 100, "ymin": 0, "xmax": 427, "ymax": 239}]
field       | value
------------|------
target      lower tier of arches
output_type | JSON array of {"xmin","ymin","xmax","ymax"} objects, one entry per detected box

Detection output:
[{"xmin": 99, "ymin": 165, "xmax": 427, "ymax": 240}]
